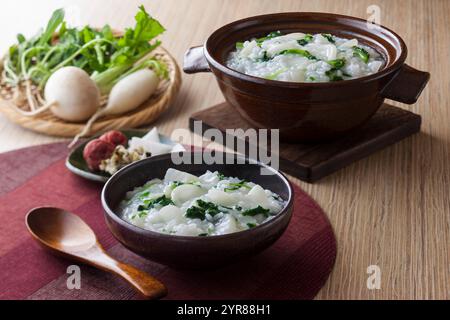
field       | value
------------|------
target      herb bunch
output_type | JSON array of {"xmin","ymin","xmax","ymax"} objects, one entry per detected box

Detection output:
[{"xmin": 1, "ymin": 5, "xmax": 168, "ymax": 109}]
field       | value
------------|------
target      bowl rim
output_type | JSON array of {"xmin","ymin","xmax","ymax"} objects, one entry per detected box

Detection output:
[
  {"xmin": 101, "ymin": 152, "xmax": 294, "ymax": 241},
  {"xmin": 204, "ymin": 12, "xmax": 408, "ymax": 87}
]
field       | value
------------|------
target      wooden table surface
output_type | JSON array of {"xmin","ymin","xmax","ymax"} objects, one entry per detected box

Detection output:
[{"xmin": 0, "ymin": 0, "xmax": 449, "ymax": 300}]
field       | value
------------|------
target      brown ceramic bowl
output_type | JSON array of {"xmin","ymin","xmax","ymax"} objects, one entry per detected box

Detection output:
[
  {"xmin": 101, "ymin": 152, "xmax": 294, "ymax": 269},
  {"xmin": 184, "ymin": 12, "xmax": 430, "ymax": 142}
]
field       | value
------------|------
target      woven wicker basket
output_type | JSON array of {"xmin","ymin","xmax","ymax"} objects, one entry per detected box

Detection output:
[{"xmin": 0, "ymin": 46, "xmax": 181, "ymax": 137}]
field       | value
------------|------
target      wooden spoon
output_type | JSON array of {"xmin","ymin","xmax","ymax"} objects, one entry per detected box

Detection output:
[{"xmin": 25, "ymin": 207, "xmax": 167, "ymax": 299}]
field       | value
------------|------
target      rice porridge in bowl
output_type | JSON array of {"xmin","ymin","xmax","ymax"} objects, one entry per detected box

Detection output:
[
  {"xmin": 119, "ymin": 168, "xmax": 286, "ymax": 237},
  {"xmin": 227, "ymin": 31, "xmax": 385, "ymax": 82}
]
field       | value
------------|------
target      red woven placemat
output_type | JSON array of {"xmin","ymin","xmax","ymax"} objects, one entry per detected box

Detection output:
[{"xmin": 0, "ymin": 143, "xmax": 336, "ymax": 300}]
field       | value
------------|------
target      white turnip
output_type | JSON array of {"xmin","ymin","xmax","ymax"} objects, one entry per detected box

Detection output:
[
  {"xmin": 106, "ymin": 68, "xmax": 160, "ymax": 116},
  {"xmin": 45, "ymin": 67, "xmax": 100, "ymax": 122},
  {"xmin": 69, "ymin": 68, "xmax": 160, "ymax": 147},
  {"xmin": 15, "ymin": 66, "xmax": 100, "ymax": 122}
]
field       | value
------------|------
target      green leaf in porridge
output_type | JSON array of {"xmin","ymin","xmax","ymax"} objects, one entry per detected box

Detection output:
[
  {"xmin": 266, "ymin": 31, "xmax": 283, "ymax": 38},
  {"xmin": 265, "ymin": 68, "xmax": 288, "ymax": 80},
  {"xmin": 321, "ymin": 33, "xmax": 335, "ymax": 43},
  {"xmin": 297, "ymin": 34, "xmax": 313, "ymax": 46},
  {"xmin": 224, "ymin": 180, "xmax": 251, "ymax": 192},
  {"xmin": 197, "ymin": 200, "xmax": 221, "ymax": 216},
  {"xmin": 247, "ymin": 223, "xmax": 257, "ymax": 229},
  {"xmin": 218, "ymin": 205, "xmax": 233, "ymax": 211},
  {"xmin": 279, "ymin": 49, "xmax": 317, "ymax": 60},
  {"xmin": 352, "ymin": 46, "xmax": 370, "ymax": 63},
  {"xmin": 242, "ymin": 206, "xmax": 271, "ymax": 217},
  {"xmin": 132, "ymin": 210, "xmax": 149, "ymax": 220},
  {"xmin": 217, "ymin": 172, "xmax": 226, "ymax": 180},
  {"xmin": 256, "ymin": 31, "xmax": 282, "ymax": 45},
  {"xmin": 257, "ymin": 51, "xmax": 271, "ymax": 62},
  {"xmin": 185, "ymin": 206, "xmax": 204, "ymax": 220},
  {"xmin": 139, "ymin": 191, "xmax": 151, "ymax": 199},
  {"xmin": 236, "ymin": 42, "xmax": 244, "ymax": 49},
  {"xmin": 186, "ymin": 200, "xmax": 221, "ymax": 220},
  {"xmin": 328, "ymin": 58, "xmax": 346, "ymax": 69},
  {"xmin": 171, "ymin": 181, "xmax": 185, "ymax": 188},
  {"xmin": 326, "ymin": 69, "xmax": 344, "ymax": 82},
  {"xmin": 138, "ymin": 195, "xmax": 173, "ymax": 211}
]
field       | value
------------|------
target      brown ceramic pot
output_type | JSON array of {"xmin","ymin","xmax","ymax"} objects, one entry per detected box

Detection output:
[
  {"xmin": 102, "ymin": 152, "xmax": 294, "ymax": 269},
  {"xmin": 184, "ymin": 12, "xmax": 430, "ymax": 142}
]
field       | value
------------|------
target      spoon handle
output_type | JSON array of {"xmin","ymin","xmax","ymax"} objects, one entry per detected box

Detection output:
[
  {"xmin": 112, "ymin": 261, "xmax": 168, "ymax": 299},
  {"xmin": 88, "ymin": 249, "xmax": 167, "ymax": 299}
]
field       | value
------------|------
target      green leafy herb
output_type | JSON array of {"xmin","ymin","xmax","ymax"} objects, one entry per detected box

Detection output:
[
  {"xmin": 132, "ymin": 211, "xmax": 148, "ymax": 219},
  {"xmin": 326, "ymin": 69, "xmax": 344, "ymax": 81},
  {"xmin": 308, "ymin": 76, "xmax": 316, "ymax": 81},
  {"xmin": 170, "ymin": 181, "xmax": 202, "ymax": 189},
  {"xmin": 197, "ymin": 200, "xmax": 220, "ymax": 216},
  {"xmin": 138, "ymin": 195, "xmax": 173, "ymax": 211},
  {"xmin": 265, "ymin": 68, "xmax": 287, "ymax": 80},
  {"xmin": 236, "ymin": 42, "xmax": 244, "ymax": 49},
  {"xmin": 185, "ymin": 206, "xmax": 204, "ymax": 220},
  {"xmin": 218, "ymin": 208, "xmax": 232, "ymax": 215},
  {"xmin": 266, "ymin": 31, "xmax": 283, "ymax": 38},
  {"xmin": 132, "ymin": 5, "xmax": 165, "ymax": 44},
  {"xmin": 217, "ymin": 172, "xmax": 226, "ymax": 181},
  {"xmin": 247, "ymin": 223, "xmax": 257, "ymax": 229},
  {"xmin": 171, "ymin": 181, "xmax": 185, "ymax": 188},
  {"xmin": 256, "ymin": 31, "xmax": 282, "ymax": 45},
  {"xmin": 91, "ymin": 5, "xmax": 166, "ymax": 94},
  {"xmin": 352, "ymin": 46, "xmax": 370, "ymax": 63},
  {"xmin": 139, "ymin": 191, "xmax": 151, "ymax": 199},
  {"xmin": 279, "ymin": 49, "xmax": 317, "ymax": 60},
  {"xmin": 325, "ymin": 58, "xmax": 346, "ymax": 81},
  {"xmin": 3, "ymin": 5, "xmax": 167, "ymax": 97},
  {"xmin": 225, "ymin": 180, "xmax": 251, "ymax": 192},
  {"xmin": 297, "ymin": 34, "xmax": 313, "ymax": 46},
  {"xmin": 186, "ymin": 199, "xmax": 221, "ymax": 220},
  {"xmin": 17, "ymin": 34, "xmax": 26, "ymax": 44},
  {"xmin": 38, "ymin": 8, "xmax": 65, "ymax": 46},
  {"xmin": 144, "ymin": 196, "xmax": 173, "ymax": 207},
  {"xmin": 242, "ymin": 206, "xmax": 270, "ymax": 217},
  {"xmin": 321, "ymin": 33, "xmax": 335, "ymax": 43},
  {"xmin": 257, "ymin": 51, "xmax": 271, "ymax": 62},
  {"xmin": 327, "ymin": 58, "xmax": 346, "ymax": 69}
]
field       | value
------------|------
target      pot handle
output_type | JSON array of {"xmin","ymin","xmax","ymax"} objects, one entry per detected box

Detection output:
[
  {"xmin": 381, "ymin": 64, "xmax": 430, "ymax": 104},
  {"xmin": 183, "ymin": 45, "xmax": 211, "ymax": 74}
]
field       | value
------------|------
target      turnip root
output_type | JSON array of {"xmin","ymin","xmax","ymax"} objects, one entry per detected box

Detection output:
[
  {"xmin": 45, "ymin": 67, "xmax": 100, "ymax": 122},
  {"xmin": 105, "ymin": 68, "xmax": 160, "ymax": 116},
  {"xmin": 13, "ymin": 66, "xmax": 100, "ymax": 122},
  {"xmin": 69, "ymin": 69, "xmax": 160, "ymax": 147}
]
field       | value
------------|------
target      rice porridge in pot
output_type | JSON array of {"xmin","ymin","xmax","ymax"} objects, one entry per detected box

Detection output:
[
  {"xmin": 226, "ymin": 31, "xmax": 385, "ymax": 82},
  {"xmin": 119, "ymin": 169, "xmax": 286, "ymax": 237}
]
